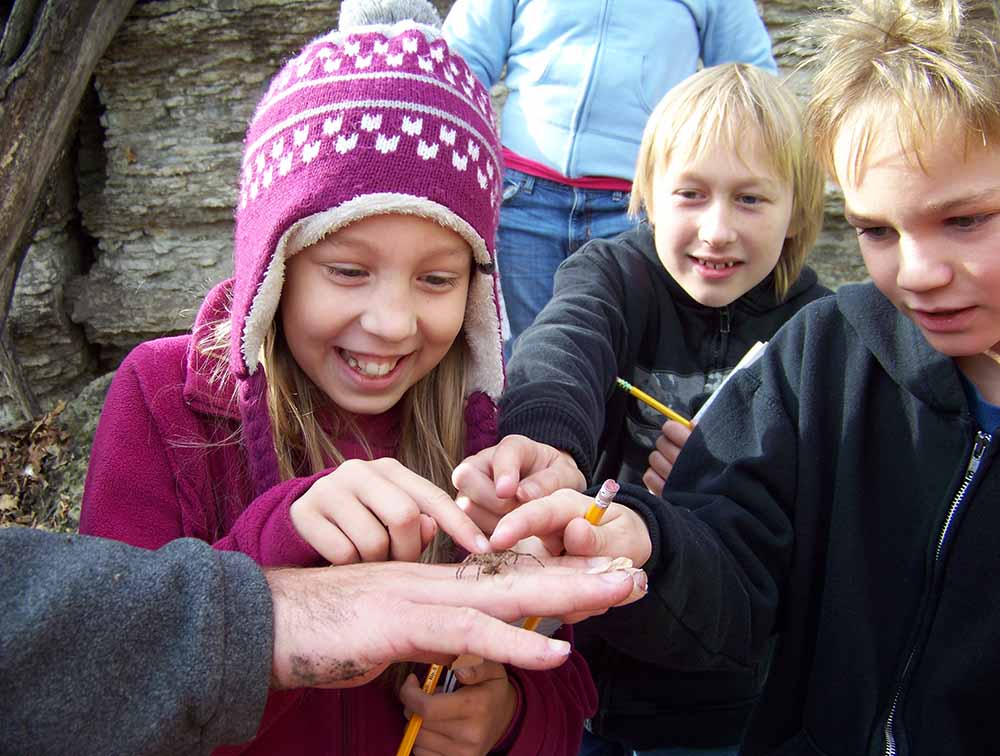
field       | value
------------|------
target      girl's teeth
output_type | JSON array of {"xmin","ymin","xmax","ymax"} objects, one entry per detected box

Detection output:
[
  {"xmin": 701, "ymin": 260, "xmax": 736, "ymax": 270},
  {"xmin": 344, "ymin": 353, "xmax": 397, "ymax": 376}
]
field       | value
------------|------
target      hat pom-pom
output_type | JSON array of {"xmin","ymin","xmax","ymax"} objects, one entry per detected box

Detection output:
[{"xmin": 338, "ymin": 0, "xmax": 442, "ymax": 31}]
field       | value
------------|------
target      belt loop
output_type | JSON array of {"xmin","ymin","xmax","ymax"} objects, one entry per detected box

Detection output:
[{"xmin": 522, "ymin": 174, "xmax": 535, "ymax": 194}]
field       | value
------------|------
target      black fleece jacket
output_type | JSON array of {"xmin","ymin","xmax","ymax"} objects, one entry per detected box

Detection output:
[
  {"xmin": 591, "ymin": 283, "xmax": 1000, "ymax": 755},
  {"xmin": 499, "ymin": 224, "xmax": 830, "ymax": 749},
  {"xmin": 501, "ymin": 223, "xmax": 831, "ymax": 488}
]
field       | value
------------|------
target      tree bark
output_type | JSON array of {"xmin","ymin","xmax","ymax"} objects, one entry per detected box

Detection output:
[{"xmin": 0, "ymin": 0, "xmax": 135, "ymax": 421}]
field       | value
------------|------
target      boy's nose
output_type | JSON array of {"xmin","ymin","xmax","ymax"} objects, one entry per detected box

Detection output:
[
  {"xmin": 698, "ymin": 203, "xmax": 738, "ymax": 248},
  {"xmin": 358, "ymin": 288, "xmax": 418, "ymax": 341},
  {"xmin": 896, "ymin": 236, "xmax": 951, "ymax": 292}
]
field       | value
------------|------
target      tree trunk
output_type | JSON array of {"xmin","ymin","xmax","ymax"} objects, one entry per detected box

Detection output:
[{"xmin": 0, "ymin": 0, "xmax": 135, "ymax": 421}]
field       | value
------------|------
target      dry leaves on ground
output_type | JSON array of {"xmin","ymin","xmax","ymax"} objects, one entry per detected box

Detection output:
[{"xmin": 0, "ymin": 401, "xmax": 77, "ymax": 532}]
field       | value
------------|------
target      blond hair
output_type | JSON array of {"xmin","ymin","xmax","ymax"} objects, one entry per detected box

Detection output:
[
  {"xmin": 804, "ymin": 0, "xmax": 1000, "ymax": 182},
  {"xmin": 629, "ymin": 63, "xmax": 824, "ymax": 300}
]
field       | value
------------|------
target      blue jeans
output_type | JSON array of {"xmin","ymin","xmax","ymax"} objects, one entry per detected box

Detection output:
[
  {"xmin": 579, "ymin": 729, "xmax": 739, "ymax": 756},
  {"xmin": 497, "ymin": 168, "xmax": 637, "ymax": 359}
]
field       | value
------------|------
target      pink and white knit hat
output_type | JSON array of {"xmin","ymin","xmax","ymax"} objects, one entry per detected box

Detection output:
[{"xmin": 229, "ymin": 0, "xmax": 504, "ymax": 403}]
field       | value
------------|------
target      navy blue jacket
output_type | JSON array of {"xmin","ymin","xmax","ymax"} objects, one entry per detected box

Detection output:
[{"xmin": 594, "ymin": 283, "xmax": 1000, "ymax": 755}]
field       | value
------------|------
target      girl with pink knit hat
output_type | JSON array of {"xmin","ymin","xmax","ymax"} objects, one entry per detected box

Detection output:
[{"xmin": 78, "ymin": 1, "xmax": 598, "ymax": 753}]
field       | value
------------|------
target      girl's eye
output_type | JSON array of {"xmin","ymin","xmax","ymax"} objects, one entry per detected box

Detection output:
[
  {"xmin": 737, "ymin": 195, "xmax": 763, "ymax": 206},
  {"xmin": 421, "ymin": 274, "xmax": 458, "ymax": 289},
  {"xmin": 325, "ymin": 266, "xmax": 367, "ymax": 280},
  {"xmin": 676, "ymin": 189, "xmax": 703, "ymax": 201},
  {"xmin": 946, "ymin": 213, "xmax": 990, "ymax": 230}
]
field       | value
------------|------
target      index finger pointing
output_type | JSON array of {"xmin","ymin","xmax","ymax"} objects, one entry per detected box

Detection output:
[{"xmin": 384, "ymin": 463, "xmax": 490, "ymax": 554}]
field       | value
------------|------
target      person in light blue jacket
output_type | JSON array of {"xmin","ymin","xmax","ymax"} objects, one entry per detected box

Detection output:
[{"xmin": 442, "ymin": 0, "xmax": 777, "ymax": 360}]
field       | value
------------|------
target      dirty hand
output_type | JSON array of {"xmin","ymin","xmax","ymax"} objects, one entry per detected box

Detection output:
[
  {"xmin": 452, "ymin": 435, "xmax": 585, "ymax": 534},
  {"xmin": 290, "ymin": 458, "xmax": 490, "ymax": 564},
  {"xmin": 643, "ymin": 419, "xmax": 694, "ymax": 497},
  {"xmin": 266, "ymin": 556, "xmax": 646, "ymax": 690},
  {"xmin": 491, "ymin": 489, "xmax": 652, "ymax": 569},
  {"xmin": 399, "ymin": 658, "xmax": 516, "ymax": 756}
]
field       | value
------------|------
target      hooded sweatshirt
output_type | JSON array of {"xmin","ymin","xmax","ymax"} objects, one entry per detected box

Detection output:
[
  {"xmin": 498, "ymin": 223, "xmax": 830, "ymax": 748},
  {"xmin": 589, "ymin": 283, "xmax": 1000, "ymax": 755},
  {"xmin": 79, "ymin": 4, "xmax": 595, "ymax": 753}
]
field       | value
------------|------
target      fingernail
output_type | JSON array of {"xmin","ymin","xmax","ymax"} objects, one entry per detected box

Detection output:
[
  {"xmin": 455, "ymin": 666, "xmax": 471, "ymax": 682},
  {"xmin": 456, "ymin": 496, "xmax": 471, "ymax": 512},
  {"xmin": 548, "ymin": 638, "xmax": 571, "ymax": 655},
  {"xmin": 475, "ymin": 535, "xmax": 491, "ymax": 553},
  {"xmin": 519, "ymin": 482, "xmax": 540, "ymax": 500},
  {"xmin": 586, "ymin": 557, "xmax": 612, "ymax": 571},
  {"xmin": 600, "ymin": 570, "xmax": 631, "ymax": 583},
  {"xmin": 633, "ymin": 569, "xmax": 648, "ymax": 593}
]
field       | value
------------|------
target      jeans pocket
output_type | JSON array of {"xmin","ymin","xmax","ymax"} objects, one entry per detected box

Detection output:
[{"xmin": 501, "ymin": 178, "xmax": 523, "ymax": 203}]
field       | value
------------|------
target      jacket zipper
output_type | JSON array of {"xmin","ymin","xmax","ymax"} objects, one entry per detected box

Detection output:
[
  {"xmin": 566, "ymin": 0, "xmax": 611, "ymax": 173},
  {"xmin": 712, "ymin": 306, "xmax": 731, "ymax": 373},
  {"xmin": 882, "ymin": 430, "xmax": 991, "ymax": 756}
]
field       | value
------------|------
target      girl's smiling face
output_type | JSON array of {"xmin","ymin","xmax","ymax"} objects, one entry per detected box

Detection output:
[
  {"xmin": 650, "ymin": 137, "xmax": 795, "ymax": 308},
  {"xmin": 280, "ymin": 213, "xmax": 472, "ymax": 415}
]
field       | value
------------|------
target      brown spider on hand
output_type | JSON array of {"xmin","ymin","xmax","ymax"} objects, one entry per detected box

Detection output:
[{"xmin": 455, "ymin": 549, "xmax": 545, "ymax": 580}]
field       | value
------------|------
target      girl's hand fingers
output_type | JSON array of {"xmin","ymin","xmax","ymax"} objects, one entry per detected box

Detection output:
[
  {"xmin": 399, "ymin": 673, "xmax": 421, "ymax": 719},
  {"xmin": 412, "ymin": 726, "xmax": 461, "ymax": 756},
  {"xmin": 323, "ymin": 495, "xmax": 396, "ymax": 562},
  {"xmin": 289, "ymin": 503, "xmax": 361, "ymax": 565},
  {"xmin": 380, "ymin": 460, "xmax": 490, "ymax": 555},
  {"xmin": 354, "ymin": 482, "xmax": 422, "ymax": 563},
  {"xmin": 454, "ymin": 658, "xmax": 505, "ymax": 686},
  {"xmin": 419, "ymin": 514, "xmax": 438, "ymax": 549},
  {"xmin": 455, "ymin": 497, "xmax": 503, "ymax": 535}
]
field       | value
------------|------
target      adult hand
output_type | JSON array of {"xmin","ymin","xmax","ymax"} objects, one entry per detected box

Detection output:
[
  {"xmin": 643, "ymin": 419, "xmax": 694, "ymax": 497},
  {"xmin": 398, "ymin": 659, "xmax": 515, "ymax": 756},
  {"xmin": 490, "ymin": 489, "xmax": 653, "ymax": 569},
  {"xmin": 290, "ymin": 458, "xmax": 490, "ymax": 564},
  {"xmin": 266, "ymin": 556, "xmax": 646, "ymax": 690},
  {"xmin": 452, "ymin": 435, "xmax": 585, "ymax": 534}
]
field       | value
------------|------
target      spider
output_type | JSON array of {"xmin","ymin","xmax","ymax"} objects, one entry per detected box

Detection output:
[{"xmin": 455, "ymin": 549, "xmax": 544, "ymax": 580}]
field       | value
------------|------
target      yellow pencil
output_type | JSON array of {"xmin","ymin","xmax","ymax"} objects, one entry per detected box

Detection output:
[
  {"xmin": 396, "ymin": 663, "xmax": 444, "ymax": 756},
  {"xmin": 615, "ymin": 377, "xmax": 693, "ymax": 429},
  {"xmin": 521, "ymin": 479, "xmax": 620, "ymax": 633}
]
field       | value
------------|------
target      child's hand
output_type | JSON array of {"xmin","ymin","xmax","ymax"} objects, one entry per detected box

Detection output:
[
  {"xmin": 643, "ymin": 419, "xmax": 694, "ymax": 497},
  {"xmin": 452, "ymin": 435, "xmax": 586, "ymax": 534},
  {"xmin": 399, "ymin": 660, "xmax": 517, "ymax": 756},
  {"xmin": 491, "ymin": 488, "xmax": 652, "ymax": 570},
  {"xmin": 290, "ymin": 458, "xmax": 489, "ymax": 565}
]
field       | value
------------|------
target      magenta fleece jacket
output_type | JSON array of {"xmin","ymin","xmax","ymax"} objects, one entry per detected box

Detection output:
[{"xmin": 79, "ymin": 285, "xmax": 595, "ymax": 755}]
